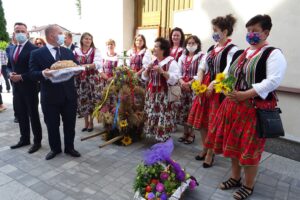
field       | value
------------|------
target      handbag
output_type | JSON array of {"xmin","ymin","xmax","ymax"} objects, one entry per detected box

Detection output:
[
  {"xmin": 168, "ymin": 84, "xmax": 182, "ymax": 102},
  {"xmin": 256, "ymin": 107, "xmax": 285, "ymax": 138}
]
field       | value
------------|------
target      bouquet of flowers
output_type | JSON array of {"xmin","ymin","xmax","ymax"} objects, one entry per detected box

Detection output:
[
  {"xmin": 133, "ymin": 139, "xmax": 198, "ymax": 200},
  {"xmin": 191, "ymin": 80, "xmax": 207, "ymax": 95},
  {"xmin": 213, "ymin": 73, "xmax": 236, "ymax": 95}
]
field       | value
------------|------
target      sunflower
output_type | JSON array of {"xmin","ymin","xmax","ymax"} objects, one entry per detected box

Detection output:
[
  {"xmin": 198, "ymin": 84, "xmax": 207, "ymax": 93},
  {"xmin": 121, "ymin": 136, "xmax": 132, "ymax": 146},
  {"xmin": 214, "ymin": 83, "xmax": 223, "ymax": 93},
  {"xmin": 215, "ymin": 73, "xmax": 225, "ymax": 83},
  {"xmin": 119, "ymin": 120, "xmax": 128, "ymax": 128},
  {"xmin": 191, "ymin": 80, "xmax": 200, "ymax": 91},
  {"xmin": 222, "ymin": 85, "xmax": 231, "ymax": 95}
]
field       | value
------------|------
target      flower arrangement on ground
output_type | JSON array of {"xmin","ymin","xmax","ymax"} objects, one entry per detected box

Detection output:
[
  {"xmin": 133, "ymin": 139, "xmax": 198, "ymax": 200},
  {"xmin": 93, "ymin": 65, "xmax": 145, "ymax": 146},
  {"xmin": 213, "ymin": 73, "xmax": 236, "ymax": 95}
]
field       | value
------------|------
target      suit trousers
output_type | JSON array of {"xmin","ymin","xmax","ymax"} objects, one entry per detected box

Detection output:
[
  {"xmin": 14, "ymin": 85, "xmax": 42, "ymax": 144},
  {"xmin": 41, "ymin": 98, "xmax": 77, "ymax": 152}
]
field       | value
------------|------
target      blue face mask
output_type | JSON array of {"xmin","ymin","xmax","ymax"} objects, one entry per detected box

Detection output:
[
  {"xmin": 56, "ymin": 34, "xmax": 65, "ymax": 46},
  {"xmin": 15, "ymin": 33, "xmax": 27, "ymax": 44},
  {"xmin": 212, "ymin": 32, "xmax": 222, "ymax": 42},
  {"xmin": 246, "ymin": 32, "xmax": 261, "ymax": 45}
]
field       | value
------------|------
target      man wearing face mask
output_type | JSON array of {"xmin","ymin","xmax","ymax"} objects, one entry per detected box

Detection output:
[
  {"xmin": 29, "ymin": 24, "xmax": 81, "ymax": 160},
  {"xmin": 7, "ymin": 22, "xmax": 43, "ymax": 154}
]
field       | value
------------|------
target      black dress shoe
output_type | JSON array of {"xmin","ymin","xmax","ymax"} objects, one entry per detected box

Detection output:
[
  {"xmin": 28, "ymin": 144, "xmax": 41, "ymax": 154},
  {"xmin": 10, "ymin": 141, "xmax": 30, "ymax": 149},
  {"xmin": 45, "ymin": 150, "xmax": 62, "ymax": 160},
  {"xmin": 65, "ymin": 149, "xmax": 81, "ymax": 157},
  {"xmin": 81, "ymin": 128, "xmax": 88, "ymax": 132},
  {"xmin": 14, "ymin": 117, "xmax": 19, "ymax": 123},
  {"xmin": 87, "ymin": 128, "xmax": 93, "ymax": 132}
]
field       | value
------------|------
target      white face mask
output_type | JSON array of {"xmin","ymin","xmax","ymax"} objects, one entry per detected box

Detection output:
[
  {"xmin": 56, "ymin": 34, "xmax": 65, "ymax": 46},
  {"xmin": 186, "ymin": 45, "xmax": 197, "ymax": 53},
  {"xmin": 15, "ymin": 33, "xmax": 27, "ymax": 44}
]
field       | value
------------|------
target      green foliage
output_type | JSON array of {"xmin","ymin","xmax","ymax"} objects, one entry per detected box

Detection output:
[
  {"xmin": 0, "ymin": 0, "xmax": 9, "ymax": 42},
  {"xmin": 0, "ymin": 40, "xmax": 8, "ymax": 50},
  {"xmin": 133, "ymin": 163, "xmax": 164, "ymax": 194},
  {"xmin": 222, "ymin": 75, "xmax": 237, "ymax": 90}
]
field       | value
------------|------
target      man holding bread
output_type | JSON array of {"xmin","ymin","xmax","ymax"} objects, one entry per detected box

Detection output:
[{"xmin": 29, "ymin": 24, "xmax": 81, "ymax": 160}]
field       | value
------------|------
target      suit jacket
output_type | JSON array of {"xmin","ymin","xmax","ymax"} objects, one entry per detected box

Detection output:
[
  {"xmin": 29, "ymin": 46, "xmax": 78, "ymax": 105},
  {"xmin": 7, "ymin": 41, "xmax": 38, "ymax": 91}
]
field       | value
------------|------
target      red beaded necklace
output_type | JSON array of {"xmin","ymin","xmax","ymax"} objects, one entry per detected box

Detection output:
[
  {"xmin": 210, "ymin": 39, "xmax": 232, "ymax": 57},
  {"xmin": 237, "ymin": 43, "xmax": 268, "ymax": 68}
]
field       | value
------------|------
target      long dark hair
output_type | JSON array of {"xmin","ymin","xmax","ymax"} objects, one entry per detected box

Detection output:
[{"xmin": 169, "ymin": 27, "xmax": 185, "ymax": 47}]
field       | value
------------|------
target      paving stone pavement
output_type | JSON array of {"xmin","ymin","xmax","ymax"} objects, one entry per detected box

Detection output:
[{"xmin": 1, "ymin": 92, "xmax": 300, "ymax": 200}]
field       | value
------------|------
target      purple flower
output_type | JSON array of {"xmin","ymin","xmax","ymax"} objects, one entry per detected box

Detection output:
[
  {"xmin": 176, "ymin": 171, "xmax": 186, "ymax": 182},
  {"xmin": 189, "ymin": 179, "xmax": 197, "ymax": 190},
  {"xmin": 160, "ymin": 192, "xmax": 168, "ymax": 200},
  {"xmin": 156, "ymin": 183, "xmax": 165, "ymax": 192},
  {"xmin": 147, "ymin": 192, "xmax": 155, "ymax": 199},
  {"xmin": 160, "ymin": 172, "xmax": 169, "ymax": 180}
]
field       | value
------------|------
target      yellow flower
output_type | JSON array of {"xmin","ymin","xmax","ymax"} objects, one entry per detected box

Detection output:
[
  {"xmin": 214, "ymin": 83, "xmax": 223, "ymax": 93},
  {"xmin": 198, "ymin": 84, "xmax": 207, "ymax": 93},
  {"xmin": 215, "ymin": 73, "xmax": 225, "ymax": 83},
  {"xmin": 222, "ymin": 85, "xmax": 231, "ymax": 95},
  {"xmin": 191, "ymin": 81, "xmax": 200, "ymax": 91},
  {"xmin": 119, "ymin": 120, "xmax": 128, "ymax": 128},
  {"xmin": 121, "ymin": 136, "xmax": 132, "ymax": 146}
]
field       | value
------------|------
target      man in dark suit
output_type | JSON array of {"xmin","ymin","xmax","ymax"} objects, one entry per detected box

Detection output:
[
  {"xmin": 30, "ymin": 24, "xmax": 80, "ymax": 160},
  {"xmin": 63, "ymin": 32, "xmax": 77, "ymax": 51},
  {"xmin": 7, "ymin": 22, "xmax": 42, "ymax": 153}
]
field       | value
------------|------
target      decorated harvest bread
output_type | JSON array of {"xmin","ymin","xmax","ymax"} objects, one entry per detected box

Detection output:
[{"xmin": 50, "ymin": 60, "xmax": 78, "ymax": 70}]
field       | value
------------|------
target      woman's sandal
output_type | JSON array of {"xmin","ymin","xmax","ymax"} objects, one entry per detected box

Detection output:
[
  {"xmin": 233, "ymin": 185, "xmax": 254, "ymax": 200},
  {"xmin": 178, "ymin": 132, "xmax": 189, "ymax": 142},
  {"xmin": 195, "ymin": 152, "xmax": 207, "ymax": 161},
  {"xmin": 219, "ymin": 178, "xmax": 242, "ymax": 190},
  {"xmin": 184, "ymin": 134, "xmax": 195, "ymax": 144},
  {"xmin": 203, "ymin": 154, "xmax": 215, "ymax": 168}
]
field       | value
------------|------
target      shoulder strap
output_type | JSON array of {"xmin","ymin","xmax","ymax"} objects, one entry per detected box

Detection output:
[
  {"xmin": 207, "ymin": 45, "xmax": 214, "ymax": 53},
  {"xmin": 219, "ymin": 44, "xmax": 236, "ymax": 72},
  {"xmin": 230, "ymin": 50, "xmax": 244, "ymax": 65}
]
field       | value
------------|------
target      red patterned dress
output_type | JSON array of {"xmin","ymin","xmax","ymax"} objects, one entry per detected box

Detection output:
[
  {"xmin": 187, "ymin": 41, "xmax": 237, "ymax": 130},
  {"xmin": 74, "ymin": 48, "xmax": 102, "ymax": 117},
  {"xmin": 176, "ymin": 52, "xmax": 204, "ymax": 125},
  {"xmin": 209, "ymin": 46, "xmax": 287, "ymax": 165},
  {"xmin": 143, "ymin": 56, "xmax": 180, "ymax": 141},
  {"xmin": 99, "ymin": 53, "xmax": 118, "ymax": 91}
]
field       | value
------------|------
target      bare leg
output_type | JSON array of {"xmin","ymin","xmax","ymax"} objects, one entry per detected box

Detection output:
[
  {"xmin": 220, "ymin": 158, "xmax": 242, "ymax": 189},
  {"xmin": 84, "ymin": 116, "xmax": 89, "ymax": 128},
  {"xmin": 88, "ymin": 114, "xmax": 94, "ymax": 129},
  {"xmin": 200, "ymin": 128, "xmax": 208, "ymax": 154},
  {"xmin": 243, "ymin": 165, "xmax": 258, "ymax": 188}
]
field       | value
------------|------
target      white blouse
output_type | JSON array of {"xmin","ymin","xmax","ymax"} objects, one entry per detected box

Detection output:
[
  {"xmin": 251, "ymin": 46, "xmax": 287, "ymax": 99},
  {"xmin": 126, "ymin": 48, "xmax": 152, "ymax": 68},
  {"xmin": 178, "ymin": 51, "xmax": 205, "ymax": 80},
  {"xmin": 142, "ymin": 56, "xmax": 180, "ymax": 85},
  {"xmin": 200, "ymin": 43, "xmax": 239, "ymax": 75},
  {"xmin": 74, "ymin": 47, "xmax": 102, "ymax": 70},
  {"xmin": 99, "ymin": 53, "xmax": 119, "ymax": 73}
]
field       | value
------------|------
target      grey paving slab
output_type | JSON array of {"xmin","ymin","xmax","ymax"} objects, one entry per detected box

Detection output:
[{"xmin": 0, "ymin": 92, "xmax": 300, "ymax": 199}]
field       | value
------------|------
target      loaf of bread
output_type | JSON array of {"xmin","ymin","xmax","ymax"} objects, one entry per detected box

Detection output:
[{"xmin": 50, "ymin": 60, "xmax": 78, "ymax": 70}]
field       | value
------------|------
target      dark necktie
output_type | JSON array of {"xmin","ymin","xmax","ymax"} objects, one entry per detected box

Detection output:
[
  {"xmin": 14, "ymin": 45, "xmax": 22, "ymax": 62},
  {"xmin": 53, "ymin": 47, "xmax": 61, "ymax": 61}
]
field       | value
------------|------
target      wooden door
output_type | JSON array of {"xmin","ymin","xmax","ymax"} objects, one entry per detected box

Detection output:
[{"xmin": 135, "ymin": 0, "xmax": 193, "ymax": 38}]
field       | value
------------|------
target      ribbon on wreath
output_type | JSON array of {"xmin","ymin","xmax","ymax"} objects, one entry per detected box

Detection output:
[{"xmin": 112, "ymin": 94, "xmax": 121, "ymax": 129}]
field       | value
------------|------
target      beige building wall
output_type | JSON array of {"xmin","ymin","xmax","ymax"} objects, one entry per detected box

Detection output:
[{"xmin": 172, "ymin": 0, "xmax": 300, "ymax": 142}]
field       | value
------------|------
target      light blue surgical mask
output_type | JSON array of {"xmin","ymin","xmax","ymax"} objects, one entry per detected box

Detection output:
[
  {"xmin": 15, "ymin": 33, "xmax": 27, "ymax": 44},
  {"xmin": 212, "ymin": 32, "xmax": 223, "ymax": 42},
  {"xmin": 56, "ymin": 34, "xmax": 65, "ymax": 46}
]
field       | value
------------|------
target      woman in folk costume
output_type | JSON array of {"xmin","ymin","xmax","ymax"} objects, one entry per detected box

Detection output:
[
  {"xmin": 126, "ymin": 34, "xmax": 152, "ymax": 80},
  {"xmin": 142, "ymin": 37, "xmax": 180, "ymax": 142},
  {"xmin": 176, "ymin": 35, "xmax": 205, "ymax": 144},
  {"xmin": 210, "ymin": 15, "xmax": 287, "ymax": 200},
  {"xmin": 187, "ymin": 14, "xmax": 238, "ymax": 167},
  {"xmin": 99, "ymin": 39, "xmax": 118, "ymax": 88},
  {"xmin": 74, "ymin": 32, "xmax": 102, "ymax": 132},
  {"xmin": 169, "ymin": 27, "xmax": 185, "ymax": 62}
]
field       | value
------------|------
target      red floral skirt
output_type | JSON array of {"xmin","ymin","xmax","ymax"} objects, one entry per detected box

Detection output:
[
  {"xmin": 186, "ymin": 74, "xmax": 220, "ymax": 130},
  {"xmin": 209, "ymin": 97, "xmax": 277, "ymax": 166}
]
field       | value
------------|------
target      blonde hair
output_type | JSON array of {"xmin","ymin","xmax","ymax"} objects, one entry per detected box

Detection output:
[{"xmin": 106, "ymin": 39, "xmax": 116, "ymax": 46}]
